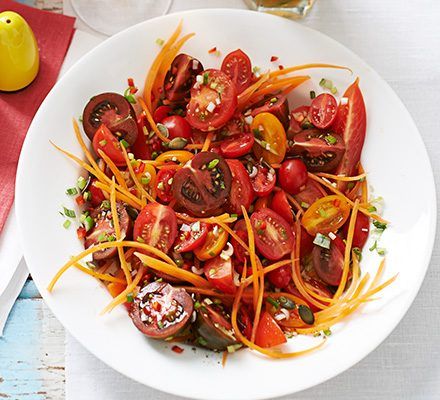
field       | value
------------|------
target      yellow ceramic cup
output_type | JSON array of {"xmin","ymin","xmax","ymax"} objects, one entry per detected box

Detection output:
[{"xmin": 0, "ymin": 11, "xmax": 39, "ymax": 92}]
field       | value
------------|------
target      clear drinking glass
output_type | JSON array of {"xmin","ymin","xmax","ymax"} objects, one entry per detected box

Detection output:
[
  {"xmin": 245, "ymin": 0, "xmax": 316, "ymax": 19},
  {"xmin": 70, "ymin": 0, "xmax": 173, "ymax": 36}
]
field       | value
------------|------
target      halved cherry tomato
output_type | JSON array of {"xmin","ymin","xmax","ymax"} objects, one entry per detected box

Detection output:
[
  {"xmin": 153, "ymin": 105, "xmax": 173, "ymax": 123},
  {"xmin": 194, "ymin": 225, "xmax": 228, "ymax": 261},
  {"xmin": 92, "ymin": 124, "xmax": 126, "ymax": 166},
  {"xmin": 293, "ymin": 179, "xmax": 325, "ymax": 208},
  {"xmin": 156, "ymin": 168, "xmax": 176, "ymax": 203},
  {"xmin": 288, "ymin": 105, "xmax": 311, "ymax": 136},
  {"xmin": 300, "ymin": 226, "xmax": 314, "ymax": 257},
  {"xmin": 162, "ymin": 115, "xmax": 193, "ymax": 140},
  {"xmin": 133, "ymin": 114, "xmax": 160, "ymax": 160},
  {"xmin": 265, "ymin": 292, "xmax": 310, "ymax": 328},
  {"xmin": 225, "ymin": 159, "xmax": 254, "ymax": 215},
  {"xmin": 251, "ymin": 95, "xmax": 290, "ymax": 130},
  {"xmin": 133, "ymin": 203, "xmax": 177, "ymax": 254},
  {"xmin": 270, "ymin": 190, "xmax": 293, "ymax": 224},
  {"xmin": 249, "ymin": 163, "xmax": 276, "ymax": 197},
  {"xmin": 219, "ymin": 133, "xmax": 254, "ymax": 158},
  {"xmin": 308, "ymin": 93, "xmax": 338, "ymax": 129},
  {"xmin": 134, "ymin": 161, "xmax": 157, "ymax": 196},
  {"xmin": 342, "ymin": 211, "xmax": 370, "ymax": 249},
  {"xmin": 251, "ymin": 112, "xmax": 287, "ymax": 164},
  {"xmin": 89, "ymin": 178, "xmax": 106, "ymax": 207},
  {"xmin": 155, "ymin": 150, "xmax": 194, "ymax": 165},
  {"xmin": 312, "ymin": 236, "xmax": 346, "ymax": 286},
  {"xmin": 267, "ymin": 264, "xmax": 291, "ymax": 289},
  {"xmin": 251, "ymin": 208, "xmax": 294, "ymax": 261},
  {"xmin": 286, "ymin": 278, "xmax": 333, "ymax": 312},
  {"xmin": 174, "ymin": 222, "xmax": 209, "ymax": 253},
  {"xmin": 231, "ymin": 219, "xmax": 249, "ymax": 263},
  {"xmin": 237, "ymin": 306, "xmax": 253, "ymax": 340},
  {"xmin": 186, "ymin": 69, "xmax": 237, "ymax": 132},
  {"xmin": 204, "ymin": 255, "xmax": 236, "ymax": 294},
  {"xmin": 255, "ymin": 311, "xmax": 287, "ymax": 348},
  {"xmin": 254, "ymin": 194, "xmax": 272, "ymax": 211},
  {"xmin": 278, "ymin": 158, "xmax": 308, "ymax": 195},
  {"xmin": 333, "ymin": 79, "xmax": 367, "ymax": 191},
  {"xmin": 221, "ymin": 49, "xmax": 252, "ymax": 94},
  {"xmin": 302, "ymin": 195, "xmax": 351, "ymax": 236}
]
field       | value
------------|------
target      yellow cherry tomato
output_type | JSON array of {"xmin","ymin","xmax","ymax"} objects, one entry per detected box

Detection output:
[
  {"xmin": 0, "ymin": 11, "xmax": 39, "ymax": 91},
  {"xmin": 194, "ymin": 225, "xmax": 228, "ymax": 261},
  {"xmin": 251, "ymin": 112, "xmax": 287, "ymax": 164},
  {"xmin": 155, "ymin": 150, "xmax": 194, "ymax": 165},
  {"xmin": 301, "ymin": 195, "xmax": 351, "ymax": 236}
]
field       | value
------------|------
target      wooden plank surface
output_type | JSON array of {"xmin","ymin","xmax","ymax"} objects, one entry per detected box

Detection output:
[{"xmin": 0, "ymin": 281, "xmax": 65, "ymax": 400}]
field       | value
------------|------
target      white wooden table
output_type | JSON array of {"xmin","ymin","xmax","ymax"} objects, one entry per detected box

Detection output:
[{"xmin": 1, "ymin": 0, "xmax": 440, "ymax": 399}]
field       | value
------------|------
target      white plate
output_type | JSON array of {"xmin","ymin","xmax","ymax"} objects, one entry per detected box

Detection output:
[{"xmin": 15, "ymin": 9, "xmax": 436, "ymax": 400}]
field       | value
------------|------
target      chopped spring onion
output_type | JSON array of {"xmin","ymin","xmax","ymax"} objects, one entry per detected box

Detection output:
[
  {"xmin": 313, "ymin": 233, "xmax": 331, "ymax": 249},
  {"xmin": 101, "ymin": 200, "xmax": 111, "ymax": 209},
  {"xmin": 323, "ymin": 328, "xmax": 332, "ymax": 336},
  {"xmin": 83, "ymin": 191, "xmax": 91, "ymax": 201},
  {"xmin": 63, "ymin": 207, "xmax": 76, "ymax": 218},
  {"xmin": 83, "ymin": 215, "xmax": 94, "ymax": 232},
  {"xmin": 318, "ymin": 208, "xmax": 328, "ymax": 218},
  {"xmin": 141, "ymin": 176, "xmax": 150, "ymax": 185},
  {"xmin": 126, "ymin": 293, "xmax": 134, "ymax": 303},
  {"xmin": 136, "ymin": 236, "xmax": 145, "ymax": 243},
  {"xmin": 367, "ymin": 205, "xmax": 377, "ymax": 213},
  {"xmin": 377, "ymin": 247, "xmax": 386, "ymax": 256},
  {"xmin": 353, "ymin": 247, "xmax": 362, "ymax": 261},
  {"xmin": 373, "ymin": 221, "xmax": 387, "ymax": 231},
  {"xmin": 207, "ymin": 159, "xmax": 219, "ymax": 170},
  {"xmin": 155, "ymin": 38, "xmax": 164, "ymax": 46},
  {"xmin": 267, "ymin": 297, "xmax": 279, "ymax": 308},
  {"xmin": 319, "ymin": 78, "xmax": 334, "ymax": 90},
  {"xmin": 66, "ymin": 187, "xmax": 78, "ymax": 196},
  {"xmin": 194, "ymin": 301, "xmax": 201, "ymax": 309},
  {"xmin": 157, "ymin": 181, "xmax": 165, "ymax": 190},
  {"xmin": 99, "ymin": 139, "xmax": 107, "ymax": 147},
  {"xmin": 120, "ymin": 139, "xmax": 130, "ymax": 149},
  {"xmin": 227, "ymin": 344, "xmax": 242, "ymax": 353},
  {"xmin": 77, "ymin": 176, "xmax": 87, "ymax": 191},
  {"xmin": 310, "ymin": 90, "xmax": 316, "ymax": 99},
  {"xmin": 123, "ymin": 88, "xmax": 136, "ymax": 104},
  {"xmin": 325, "ymin": 134, "xmax": 337, "ymax": 145},
  {"xmin": 63, "ymin": 220, "xmax": 71, "ymax": 229},
  {"xmin": 203, "ymin": 72, "xmax": 209, "ymax": 85},
  {"xmin": 369, "ymin": 240, "xmax": 377, "ymax": 252},
  {"xmin": 301, "ymin": 201, "xmax": 310, "ymax": 209}
]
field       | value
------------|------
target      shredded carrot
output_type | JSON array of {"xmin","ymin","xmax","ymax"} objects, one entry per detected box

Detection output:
[
  {"xmin": 73, "ymin": 263, "xmax": 126, "ymax": 284},
  {"xmin": 216, "ymin": 221, "xmax": 250, "ymax": 253},
  {"xmin": 222, "ymin": 351, "xmax": 228, "ymax": 367},
  {"xmin": 93, "ymin": 181, "xmax": 142, "ymax": 209},
  {"xmin": 243, "ymin": 259, "xmax": 291, "ymax": 286},
  {"xmin": 285, "ymin": 192, "xmax": 303, "ymax": 215},
  {"xmin": 268, "ymin": 63, "xmax": 352, "ymax": 80},
  {"xmin": 237, "ymin": 72, "xmax": 270, "ymax": 109},
  {"xmin": 248, "ymin": 76, "xmax": 309, "ymax": 102},
  {"xmin": 134, "ymin": 252, "xmax": 211, "ymax": 288},
  {"xmin": 97, "ymin": 149, "xmax": 128, "ymax": 190},
  {"xmin": 201, "ymin": 132, "xmax": 214, "ymax": 152},
  {"xmin": 100, "ymin": 265, "xmax": 145, "ymax": 314},
  {"xmin": 143, "ymin": 20, "xmax": 183, "ymax": 111},
  {"xmin": 176, "ymin": 212, "xmax": 237, "ymax": 225},
  {"xmin": 138, "ymin": 97, "xmax": 171, "ymax": 143},
  {"xmin": 110, "ymin": 178, "xmax": 132, "ymax": 285},
  {"xmin": 185, "ymin": 143, "xmax": 204, "ymax": 150},
  {"xmin": 315, "ymin": 172, "xmax": 367, "ymax": 182}
]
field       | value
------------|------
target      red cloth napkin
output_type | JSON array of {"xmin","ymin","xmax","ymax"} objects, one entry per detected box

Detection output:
[{"xmin": 0, "ymin": 0, "xmax": 75, "ymax": 233}]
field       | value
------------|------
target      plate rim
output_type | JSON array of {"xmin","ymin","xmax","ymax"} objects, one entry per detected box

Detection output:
[{"xmin": 15, "ymin": 8, "xmax": 437, "ymax": 400}]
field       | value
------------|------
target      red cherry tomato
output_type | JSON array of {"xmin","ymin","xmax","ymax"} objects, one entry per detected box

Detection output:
[
  {"xmin": 186, "ymin": 69, "xmax": 237, "ymax": 132},
  {"xmin": 174, "ymin": 222, "xmax": 209, "ymax": 253},
  {"xmin": 333, "ymin": 79, "xmax": 367, "ymax": 191},
  {"xmin": 92, "ymin": 124, "xmax": 126, "ymax": 166},
  {"xmin": 255, "ymin": 311, "xmax": 287, "ymax": 348},
  {"xmin": 89, "ymin": 178, "xmax": 106, "ymax": 207},
  {"xmin": 308, "ymin": 93, "xmax": 338, "ymax": 129},
  {"xmin": 204, "ymin": 255, "xmax": 236, "ymax": 294},
  {"xmin": 254, "ymin": 194, "xmax": 272, "ymax": 212},
  {"xmin": 162, "ymin": 115, "xmax": 193, "ymax": 140},
  {"xmin": 156, "ymin": 168, "xmax": 176, "ymax": 203},
  {"xmin": 221, "ymin": 49, "xmax": 252, "ymax": 94},
  {"xmin": 270, "ymin": 190, "xmax": 293, "ymax": 224},
  {"xmin": 342, "ymin": 211, "xmax": 370, "ymax": 249},
  {"xmin": 278, "ymin": 159, "xmax": 308, "ymax": 195},
  {"xmin": 133, "ymin": 114, "xmax": 161, "ymax": 160},
  {"xmin": 288, "ymin": 105, "xmax": 310, "ymax": 135},
  {"xmin": 286, "ymin": 278, "xmax": 333, "ymax": 312},
  {"xmin": 237, "ymin": 306, "xmax": 253, "ymax": 340},
  {"xmin": 312, "ymin": 236, "xmax": 346, "ymax": 286},
  {"xmin": 153, "ymin": 105, "xmax": 173, "ymax": 123},
  {"xmin": 231, "ymin": 219, "xmax": 249, "ymax": 264},
  {"xmin": 225, "ymin": 159, "xmax": 254, "ymax": 215},
  {"xmin": 133, "ymin": 203, "xmax": 177, "ymax": 254},
  {"xmin": 293, "ymin": 179, "xmax": 326, "ymax": 208},
  {"xmin": 251, "ymin": 208, "xmax": 295, "ymax": 261},
  {"xmin": 300, "ymin": 226, "xmax": 314, "ymax": 257},
  {"xmin": 267, "ymin": 264, "xmax": 291, "ymax": 289},
  {"xmin": 250, "ymin": 163, "xmax": 276, "ymax": 197},
  {"xmin": 219, "ymin": 133, "xmax": 254, "ymax": 158}
]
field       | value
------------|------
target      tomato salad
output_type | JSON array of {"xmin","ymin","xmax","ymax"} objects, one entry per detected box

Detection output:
[{"xmin": 49, "ymin": 22, "xmax": 394, "ymax": 359}]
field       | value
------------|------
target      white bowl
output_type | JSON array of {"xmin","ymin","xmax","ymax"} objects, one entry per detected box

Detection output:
[{"xmin": 16, "ymin": 9, "xmax": 436, "ymax": 400}]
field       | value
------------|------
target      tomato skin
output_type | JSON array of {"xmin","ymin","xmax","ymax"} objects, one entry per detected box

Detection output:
[
  {"xmin": 251, "ymin": 208, "xmax": 295, "ymax": 261},
  {"xmin": 251, "ymin": 112, "xmax": 287, "ymax": 164},
  {"xmin": 153, "ymin": 105, "xmax": 173, "ymax": 123},
  {"xmin": 204, "ymin": 256, "xmax": 236, "ymax": 294},
  {"xmin": 237, "ymin": 306, "xmax": 253, "ymax": 340},
  {"xmin": 255, "ymin": 312, "xmax": 287, "ymax": 348},
  {"xmin": 312, "ymin": 237, "xmax": 345, "ymax": 286},
  {"xmin": 333, "ymin": 79, "xmax": 367, "ymax": 191},
  {"xmin": 221, "ymin": 49, "xmax": 252, "ymax": 94},
  {"xmin": 89, "ymin": 178, "xmax": 106, "ymax": 207},
  {"xmin": 231, "ymin": 224, "xmax": 249, "ymax": 263},
  {"xmin": 300, "ymin": 226, "xmax": 314, "ymax": 257},
  {"xmin": 267, "ymin": 265, "xmax": 292, "ymax": 289},
  {"xmin": 288, "ymin": 105, "xmax": 310, "ymax": 136},
  {"xmin": 278, "ymin": 159, "xmax": 308, "ymax": 195},
  {"xmin": 250, "ymin": 164, "xmax": 276, "ymax": 197},
  {"xmin": 293, "ymin": 179, "xmax": 326, "ymax": 207},
  {"xmin": 174, "ymin": 222, "xmax": 209, "ymax": 253},
  {"xmin": 92, "ymin": 124, "xmax": 126, "ymax": 166},
  {"xmin": 301, "ymin": 195, "xmax": 351, "ymax": 236},
  {"xmin": 308, "ymin": 93, "xmax": 338, "ymax": 129},
  {"xmin": 134, "ymin": 114, "xmax": 161, "ymax": 160},
  {"xmin": 254, "ymin": 194, "xmax": 272, "ymax": 212},
  {"xmin": 133, "ymin": 203, "xmax": 178, "ymax": 254},
  {"xmin": 156, "ymin": 168, "xmax": 176, "ymax": 203},
  {"xmin": 342, "ymin": 211, "xmax": 370, "ymax": 249},
  {"xmin": 186, "ymin": 69, "xmax": 237, "ymax": 132},
  {"xmin": 162, "ymin": 115, "xmax": 193, "ymax": 140},
  {"xmin": 225, "ymin": 159, "xmax": 254, "ymax": 215},
  {"xmin": 219, "ymin": 133, "xmax": 254, "ymax": 158},
  {"xmin": 194, "ymin": 225, "xmax": 228, "ymax": 261},
  {"xmin": 270, "ymin": 190, "xmax": 294, "ymax": 224}
]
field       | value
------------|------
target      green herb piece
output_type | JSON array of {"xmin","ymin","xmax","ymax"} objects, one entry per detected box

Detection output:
[
  {"xmin": 230, "ymin": 213, "xmax": 238, "ymax": 219},
  {"xmin": 77, "ymin": 176, "xmax": 87, "ymax": 191},
  {"xmin": 126, "ymin": 293, "xmax": 134, "ymax": 303},
  {"xmin": 310, "ymin": 90, "xmax": 316, "ymax": 99},
  {"xmin": 323, "ymin": 328, "xmax": 332, "ymax": 336},
  {"xmin": 120, "ymin": 139, "xmax": 130, "ymax": 148},
  {"xmin": 141, "ymin": 175, "xmax": 151, "ymax": 185},
  {"xmin": 347, "ymin": 182, "xmax": 355, "ymax": 190},
  {"xmin": 207, "ymin": 158, "xmax": 219, "ymax": 170},
  {"xmin": 136, "ymin": 236, "xmax": 145, "ymax": 243},
  {"xmin": 99, "ymin": 139, "xmax": 107, "ymax": 147},
  {"xmin": 298, "ymin": 305, "xmax": 315, "ymax": 325},
  {"xmin": 353, "ymin": 247, "xmax": 362, "ymax": 261},
  {"xmin": 318, "ymin": 208, "xmax": 328, "ymax": 218},
  {"xmin": 203, "ymin": 72, "xmax": 209, "ymax": 85},
  {"xmin": 369, "ymin": 240, "xmax": 377, "ymax": 252},
  {"xmin": 194, "ymin": 301, "xmax": 201, "ymax": 309},
  {"xmin": 301, "ymin": 201, "xmax": 310, "ymax": 209},
  {"xmin": 123, "ymin": 87, "xmax": 136, "ymax": 104},
  {"xmin": 151, "ymin": 151, "xmax": 159, "ymax": 160},
  {"xmin": 227, "ymin": 344, "xmax": 242, "ymax": 353},
  {"xmin": 97, "ymin": 233, "xmax": 107, "ymax": 242},
  {"xmin": 63, "ymin": 207, "xmax": 76, "ymax": 218},
  {"xmin": 257, "ymin": 229, "xmax": 265, "ymax": 235},
  {"xmin": 86, "ymin": 262, "xmax": 96, "ymax": 269},
  {"xmin": 208, "ymin": 251, "xmax": 216, "ymax": 257},
  {"xmin": 252, "ymin": 66, "xmax": 261, "ymax": 74},
  {"xmin": 66, "ymin": 187, "xmax": 78, "ymax": 196},
  {"xmin": 155, "ymin": 38, "xmax": 164, "ymax": 46},
  {"xmin": 373, "ymin": 221, "xmax": 387, "ymax": 231},
  {"xmin": 197, "ymin": 337, "xmax": 208, "ymax": 346},
  {"xmin": 63, "ymin": 220, "xmax": 71, "ymax": 229},
  {"xmin": 325, "ymin": 134, "xmax": 337, "ymax": 145},
  {"xmin": 157, "ymin": 181, "xmax": 165, "ymax": 190},
  {"xmin": 377, "ymin": 247, "xmax": 386, "ymax": 256},
  {"xmin": 267, "ymin": 297, "xmax": 280, "ymax": 309},
  {"xmin": 367, "ymin": 205, "xmax": 377, "ymax": 213},
  {"xmin": 101, "ymin": 200, "xmax": 111, "ymax": 209},
  {"xmin": 84, "ymin": 215, "xmax": 94, "ymax": 232},
  {"xmin": 313, "ymin": 233, "xmax": 331, "ymax": 249},
  {"xmin": 83, "ymin": 191, "xmax": 91, "ymax": 202}
]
